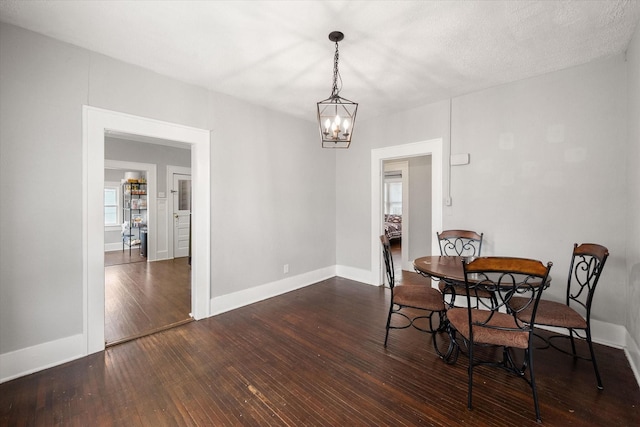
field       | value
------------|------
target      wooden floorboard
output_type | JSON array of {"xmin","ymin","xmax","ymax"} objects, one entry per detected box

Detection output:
[
  {"xmin": 104, "ymin": 249, "xmax": 147, "ymax": 267},
  {"xmin": 1, "ymin": 275, "xmax": 638, "ymax": 426}
]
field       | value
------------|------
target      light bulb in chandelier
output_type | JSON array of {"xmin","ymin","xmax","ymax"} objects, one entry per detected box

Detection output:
[{"xmin": 323, "ymin": 115, "xmax": 351, "ymax": 139}]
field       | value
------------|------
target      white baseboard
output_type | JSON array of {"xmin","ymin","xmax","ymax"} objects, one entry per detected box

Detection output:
[
  {"xmin": 104, "ymin": 243, "xmax": 123, "ymax": 252},
  {"xmin": 624, "ymin": 330, "xmax": 640, "ymax": 388},
  {"xmin": 0, "ymin": 334, "xmax": 85, "ymax": 383},
  {"xmin": 336, "ymin": 264, "xmax": 377, "ymax": 286},
  {"xmin": 591, "ymin": 318, "xmax": 627, "ymax": 349},
  {"xmin": 537, "ymin": 319, "xmax": 626, "ymax": 349},
  {"xmin": 210, "ymin": 266, "xmax": 336, "ymax": 315}
]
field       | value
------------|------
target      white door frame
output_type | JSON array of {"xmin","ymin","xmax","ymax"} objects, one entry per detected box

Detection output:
[
  {"xmin": 167, "ymin": 165, "xmax": 192, "ymax": 259},
  {"xmin": 371, "ymin": 139, "xmax": 443, "ymax": 285},
  {"xmin": 83, "ymin": 106, "xmax": 211, "ymax": 355}
]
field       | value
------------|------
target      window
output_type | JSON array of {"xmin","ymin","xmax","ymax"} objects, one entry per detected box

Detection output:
[
  {"xmin": 177, "ymin": 179, "xmax": 191, "ymax": 211},
  {"xmin": 104, "ymin": 186, "xmax": 120, "ymax": 226},
  {"xmin": 384, "ymin": 179, "xmax": 402, "ymax": 215}
]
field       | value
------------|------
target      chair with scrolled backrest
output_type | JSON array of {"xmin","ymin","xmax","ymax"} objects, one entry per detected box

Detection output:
[
  {"xmin": 380, "ymin": 235, "xmax": 451, "ymax": 358},
  {"xmin": 513, "ymin": 243, "xmax": 609, "ymax": 390},
  {"xmin": 447, "ymin": 256, "xmax": 553, "ymax": 423},
  {"xmin": 437, "ymin": 230, "xmax": 485, "ymax": 307},
  {"xmin": 437, "ymin": 230, "xmax": 483, "ymax": 257}
]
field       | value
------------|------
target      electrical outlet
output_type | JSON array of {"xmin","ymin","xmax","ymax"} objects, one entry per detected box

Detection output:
[{"xmin": 284, "ymin": 264, "xmax": 289, "ymax": 274}]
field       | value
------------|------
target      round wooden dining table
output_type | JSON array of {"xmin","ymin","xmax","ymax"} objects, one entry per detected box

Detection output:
[
  {"xmin": 413, "ymin": 255, "xmax": 467, "ymax": 282},
  {"xmin": 414, "ymin": 255, "xmax": 551, "ymax": 286}
]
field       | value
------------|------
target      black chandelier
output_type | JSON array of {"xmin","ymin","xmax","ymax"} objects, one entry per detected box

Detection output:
[{"xmin": 317, "ymin": 31, "xmax": 358, "ymax": 148}]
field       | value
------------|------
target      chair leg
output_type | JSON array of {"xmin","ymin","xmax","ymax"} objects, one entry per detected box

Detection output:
[
  {"xmin": 467, "ymin": 341, "xmax": 474, "ymax": 410},
  {"xmin": 432, "ymin": 312, "xmax": 458, "ymax": 363},
  {"xmin": 448, "ymin": 288, "xmax": 457, "ymax": 308},
  {"xmin": 569, "ymin": 329, "xmax": 578, "ymax": 358},
  {"xmin": 527, "ymin": 348, "xmax": 542, "ymax": 423},
  {"xmin": 384, "ymin": 304, "xmax": 393, "ymax": 347},
  {"xmin": 586, "ymin": 327, "xmax": 604, "ymax": 390}
]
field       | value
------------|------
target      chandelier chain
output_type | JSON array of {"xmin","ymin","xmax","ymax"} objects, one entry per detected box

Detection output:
[{"xmin": 331, "ymin": 41, "xmax": 343, "ymax": 97}]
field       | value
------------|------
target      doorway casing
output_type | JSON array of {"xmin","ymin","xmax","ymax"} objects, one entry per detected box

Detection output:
[
  {"xmin": 371, "ymin": 139, "xmax": 443, "ymax": 285},
  {"xmin": 83, "ymin": 106, "xmax": 211, "ymax": 355}
]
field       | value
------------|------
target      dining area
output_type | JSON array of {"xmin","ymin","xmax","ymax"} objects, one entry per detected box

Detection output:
[{"xmin": 380, "ymin": 230, "xmax": 613, "ymax": 423}]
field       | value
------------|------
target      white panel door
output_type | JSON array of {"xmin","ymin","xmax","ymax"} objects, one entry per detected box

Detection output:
[{"xmin": 172, "ymin": 173, "xmax": 191, "ymax": 258}]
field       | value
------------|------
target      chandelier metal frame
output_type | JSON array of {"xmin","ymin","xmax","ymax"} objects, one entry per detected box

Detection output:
[{"xmin": 317, "ymin": 31, "xmax": 358, "ymax": 149}]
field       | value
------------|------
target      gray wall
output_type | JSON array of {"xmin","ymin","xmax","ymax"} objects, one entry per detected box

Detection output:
[
  {"xmin": 0, "ymin": 23, "xmax": 336, "ymax": 355},
  {"xmin": 625, "ymin": 20, "xmax": 640, "ymax": 371},
  {"xmin": 408, "ymin": 155, "xmax": 432, "ymax": 260},
  {"xmin": 105, "ymin": 137, "xmax": 191, "ymax": 194},
  {"xmin": 105, "ymin": 168, "xmax": 127, "ymax": 182}
]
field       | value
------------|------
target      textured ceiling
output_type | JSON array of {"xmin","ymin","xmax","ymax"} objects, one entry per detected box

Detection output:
[{"xmin": 1, "ymin": 1, "xmax": 639, "ymax": 122}]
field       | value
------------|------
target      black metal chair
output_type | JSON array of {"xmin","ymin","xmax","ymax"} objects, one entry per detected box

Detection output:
[
  {"xmin": 513, "ymin": 243, "xmax": 609, "ymax": 389},
  {"xmin": 436, "ymin": 230, "xmax": 486, "ymax": 307},
  {"xmin": 380, "ymin": 235, "xmax": 451, "ymax": 358},
  {"xmin": 447, "ymin": 256, "xmax": 553, "ymax": 423},
  {"xmin": 437, "ymin": 230, "xmax": 484, "ymax": 257}
]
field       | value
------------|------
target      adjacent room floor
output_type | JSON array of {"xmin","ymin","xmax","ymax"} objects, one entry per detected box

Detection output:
[{"xmin": 104, "ymin": 250, "xmax": 192, "ymax": 345}]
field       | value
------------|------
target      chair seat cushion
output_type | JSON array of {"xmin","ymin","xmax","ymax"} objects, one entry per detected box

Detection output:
[
  {"xmin": 438, "ymin": 281, "xmax": 494, "ymax": 299},
  {"xmin": 448, "ymin": 308, "xmax": 530, "ymax": 349},
  {"xmin": 512, "ymin": 297, "xmax": 587, "ymax": 329},
  {"xmin": 394, "ymin": 285, "xmax": 445, "ymax": 311}
]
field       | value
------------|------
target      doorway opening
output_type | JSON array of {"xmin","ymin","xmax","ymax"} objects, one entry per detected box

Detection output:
[
  {"xmin": 103, "ymin": 148, "xmax": 192, "ymax": 346},
  {"xmin": 83, "ymin": 106, "xmax": 211, "ymax": 355},
  {"xmin": 383, "ymin": 160, "xmax": 409, "ymax": 276},
  {"xmin": 371, "ymin": 139, "xmax": 443, "ymax": 286}
]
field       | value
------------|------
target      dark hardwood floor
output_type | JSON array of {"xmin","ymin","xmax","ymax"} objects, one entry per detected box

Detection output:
[
  {"xmin": 104, "ymin": 249, "xmax": 147, "ymax": 267},
  {"xmin": 105, "ymin": 251, "xmax": 192, "ymax": 345},
  {"xmin": 2, "ymin": 275, "xmax": 638, "ymax": 426}
]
